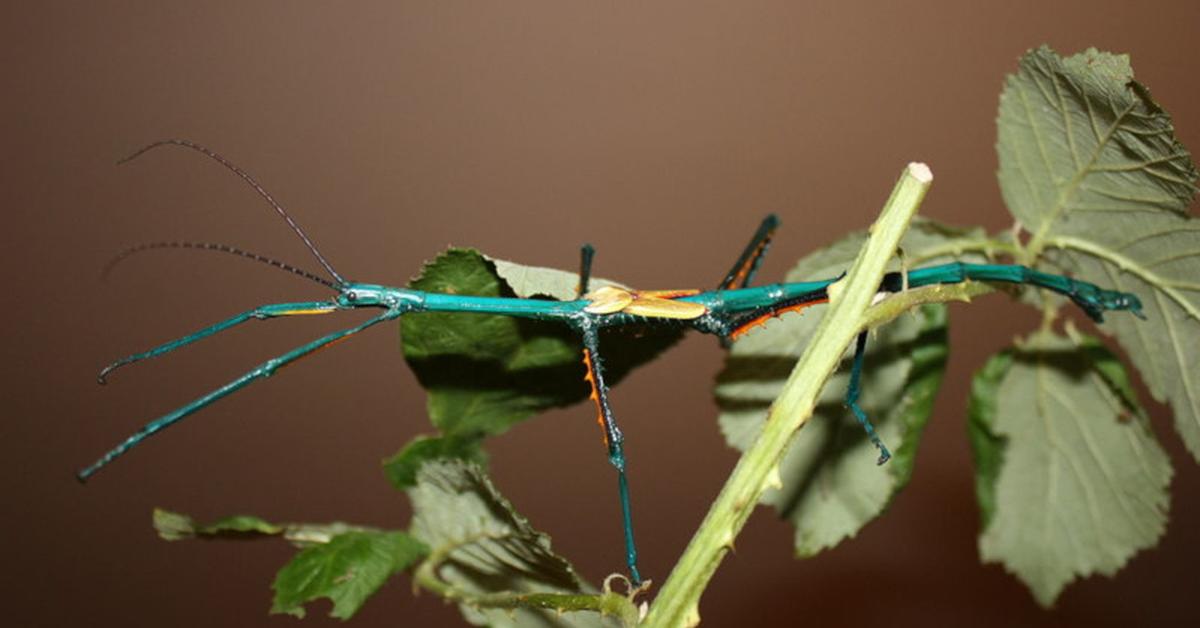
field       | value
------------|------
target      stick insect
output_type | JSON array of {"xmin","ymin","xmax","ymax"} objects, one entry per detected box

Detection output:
[{"xmin": 81, "ymin": 140, "xmax": 1145, "ymax": 586}]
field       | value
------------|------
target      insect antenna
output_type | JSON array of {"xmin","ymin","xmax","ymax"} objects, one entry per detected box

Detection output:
[
  {"xmin": 102, "ymin": 241, "xmax": 339, "ymax": 290},
  {"xmin": 119, "ymin": 139, "xmax": 348, "ymax": 287}
]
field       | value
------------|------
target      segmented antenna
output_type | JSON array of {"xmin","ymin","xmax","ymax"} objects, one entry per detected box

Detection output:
[
  {"xmin": 119, "ymin": 139, "xmax": 348, "ymax": 286},
  {"xmin": 102, "ymin": 241, "xmax": 338, "ymax": 290}
]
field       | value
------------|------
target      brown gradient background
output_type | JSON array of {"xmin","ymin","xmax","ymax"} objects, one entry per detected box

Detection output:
[{"xmin": 4, "ymin": 2, "xmax": 1199, "ymax": 627}]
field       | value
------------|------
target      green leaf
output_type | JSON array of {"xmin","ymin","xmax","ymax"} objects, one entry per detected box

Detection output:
[
  {"xmin": 998, "ymin": 46, "xmax": 1196, "ymax": 234},
  {"xmin": 381, "ymin": 433, "xmax": 488, "ymax": 489},
  {"xmin": 996, "ymin": 45, "xmax": 1200, "ymax": 460},
  {"xmin": 271, "ymin": 531, "xmax": 428, "ymax": 620},
  {"xmin": 490, "ymin": 255, "xmax": 627, "ymax": 301},
  {"xmin": 393, "ymin": 248, "xmax": 681, "ymax": 477},
  {"xmin": 716, "ymin": 221, "xmax": 970, "ymax": 556},
  {"xmin": 153, "ymin": 509, "xmax": 425, "ymax": 618},
  {"xmin": 965, "ymin": 352, "xmax": 1012, "ymax": 529},
  {"xmin": 408, "ymin": 459, "xmax": 612, "ymax": 627},
  {"xmin": 969, "ymin": 330, "xmax": 1171, "ymax": 606}
]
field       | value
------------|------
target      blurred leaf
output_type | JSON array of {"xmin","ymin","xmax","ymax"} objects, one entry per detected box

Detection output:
[
  {"xmin": 717, "ymin": 220, "xmax": 978, "ymax": 556},
  {"xmin": 154, "ymin": 508, "xmax": 381, "ymax": 547},
  {"xmin": 153, "ymin": 509, "xmax": 282, "ymax": 540},
  {"xmin": 968, "ymin": 330, "xmax": 1170, "ymax": 606},
  {"xmin": 409, "ymin": 459, "xmax": 613, "ymax": 627},
  {"xmin": 996, "ymin": 45, "xmax": 1200, "ymax": 460},
  {"xmin": 271, "ymin": 531, "xmax": 427, "ymax": 620}
]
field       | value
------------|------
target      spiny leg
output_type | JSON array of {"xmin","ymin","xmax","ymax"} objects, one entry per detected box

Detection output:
[
  {"xmin": 580, "ymin": 326, "xmax": 642, "ymax": 585},
  {"xmin": 98, "ymin": 301, "xmax": 340, "ymax": 384},
  {"xmin": 845, "ymin": 331, "xmax": 891, "ymax": 465},
  {"xmin": 79, "ymin": 308, "xmax": 401, "ymax": 481},
  {"xmin": 718, "ymin": 214, "xmax": 780, "ymax": 290},
  {"xmin": 577, "ymin": 244, "xmax": 596, "ymax": 298},
  {"xmin": 726, "ymin": 290, "xmax": 830, "ymax": 342}
]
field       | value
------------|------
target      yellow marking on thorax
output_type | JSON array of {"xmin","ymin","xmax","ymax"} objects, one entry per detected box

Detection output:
[{"xmin": 274, "ymin": 306, "xmax": 338, "ymax": 316}]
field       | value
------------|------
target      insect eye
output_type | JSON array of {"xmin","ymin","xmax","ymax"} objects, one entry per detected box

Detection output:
[{"xmin": 346, "ymin": 291, "xmax": 357, "ymax": 302}]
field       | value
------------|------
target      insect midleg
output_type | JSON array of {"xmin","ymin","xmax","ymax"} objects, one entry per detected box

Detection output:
[
  {"xmin": 78, "ymin": 308, "xmax": 401, "ymax": 482},
  {"xmin": 577, "ymin": 244, "xmax": 596, "ymax": 298},
  {"xmin": 580, "ymin": 326, "xmax": 642, "ymax": 585},
  {"xmin": 97, "ymin": 301, "xmax": 341, "ymax": 384},
  {"xmin": 845, "ymin": 331, "xmax": 892, "ymax": 465},
  {"xmin": 718, "ymin": 214, "xmax": 780, "ymax": 291}
]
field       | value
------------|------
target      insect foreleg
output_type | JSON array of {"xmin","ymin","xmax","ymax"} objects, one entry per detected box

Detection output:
[
  {"xmin": 79, "ymin": 308, "xmax": 401, "ymax": 482},
  {"xmin": 97, "ymin": 301, "xmax": 341, "ymax": 384}
]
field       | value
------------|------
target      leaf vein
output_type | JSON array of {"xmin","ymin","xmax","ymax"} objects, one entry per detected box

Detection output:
[
  {"xmin": 1156, "ymin": 289, "xmax": 1200, "ymax": 437},
  {"xmin": 1051, "ymin": 70, "xmax": 1082, "ymax": 170},
  {"xmin": 1042, "ymin": 386, "xmax": 1111, "ymax": 546},
  {"xmin": 1114, "ymin": 225, "xmax": 1200, "ymax": 252},
  {"xmin": 1049, "ymin": 236, "xmax": 1200, "ymax": 323},
  {"xmin": 1093, "ymin": 257, "xmax": 1166, "ymax": 388},
  {"xmin": 1077, "ymin": 183, "xmax": 1181, "ymax": 206}
]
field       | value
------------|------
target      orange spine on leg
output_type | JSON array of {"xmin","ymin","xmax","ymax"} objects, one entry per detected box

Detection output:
[
  {"xmin": 581, "ymin": 348, "xmax": 609, "ymax": 447},
  {"xmin": 728, "ymin": 297, "xmax": 829, "ymax": 341}
]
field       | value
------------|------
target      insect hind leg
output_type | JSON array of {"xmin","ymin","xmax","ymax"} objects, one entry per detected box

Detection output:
[
  {"xmin": 845, "ymin": 331, "xmax": 892, "ymax": 465},
  {"xmin": 78, "ymin": 308, "xmax": 400, "ymax": 482}
]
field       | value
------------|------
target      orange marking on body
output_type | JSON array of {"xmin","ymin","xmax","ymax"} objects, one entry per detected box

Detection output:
[
  {"xmin": 729, "ymin": 298, "xmax": 829, "ymax": 341},
  {"xmin": 582, "ymin": 348, "xmax": 609, "ymax": 446}
]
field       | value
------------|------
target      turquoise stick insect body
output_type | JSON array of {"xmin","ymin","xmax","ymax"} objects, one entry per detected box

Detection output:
[{"xmin": 81, "ymin": 140, "xmax": 1146, "ymax": 586}]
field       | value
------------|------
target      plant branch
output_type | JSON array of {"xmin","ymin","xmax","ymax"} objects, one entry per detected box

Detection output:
[
  {"xmin": 860, "ymin": 281, "xmax": 996, "ymax": 330},
  {"xmin": 642, "ymin": 163, "xmax": 932, "ymax": 627},
  {"xmin": 412, "ymin": 541, "xmax": 642, "ymax": 627},
  {"xmin": 906, "ymin": 237, "xmax": 1019, "ymax": 265}
]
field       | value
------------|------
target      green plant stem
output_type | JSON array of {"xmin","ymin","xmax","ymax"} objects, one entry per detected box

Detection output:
[
  {"xmin": 860, "ymin": 281, "xmax": 996, "ymax": 330},
  {"xmin": 642, "ymin": 163, "xmax": 933, "ymax": 627},
  {"xmin": 413, "ymin": 543, "xmax": 642, "ymax": 626},
  {"xmin": 906, "ymin": 237, "xmax": 1019, "ymax": 265}
]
